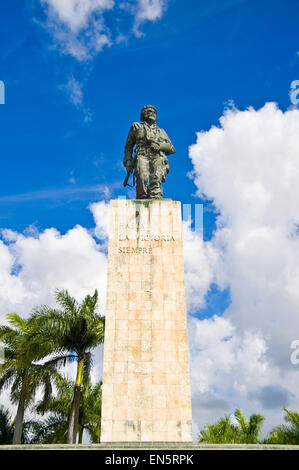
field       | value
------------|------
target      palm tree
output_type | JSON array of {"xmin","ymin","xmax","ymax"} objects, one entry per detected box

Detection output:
[
  {"xmin": 0, "ymin": 313, "xmax": 60, "ymax": 444},
  {"xmin": 31, "ymin": 289, "xmax": 104, "ymax": 444},
  {"xmin": 198, "ymin": 415, "xmax": 238, "ymax": 444},
  {"xmin": 28, "ymin": 378, "xmax": 74, "ymax": 444},
  {"xmin": 264, "ymin": 408, "xmax": 299, "ymax": 444},
  {"xmin": 0, "ymin": 406, "xmax": 14, "ymax": 444},
  {"xmin": 29, "ymin": 376, "xmax": 103, "ymax": 444},
  {"xmin": 233, "ymin": 408, "xmax": 264, "ymax": 444},
  {"xmin": 78, "ymin": 375, "xmax": 102, "ymax": 443},
  {"xmin": 198, "ymin": 408, "xmax": 264, "ymax": 444}
]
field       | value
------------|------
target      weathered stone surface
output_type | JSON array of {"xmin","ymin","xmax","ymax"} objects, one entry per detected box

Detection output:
[{"xmin": 101, "ymin": 199, "xmax": 192, "ymax": 442}]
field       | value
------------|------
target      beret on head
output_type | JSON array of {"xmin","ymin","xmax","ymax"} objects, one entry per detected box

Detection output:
[{"xmin": 140, "ymin": 105, "xmax": 157, "ymax": 121}]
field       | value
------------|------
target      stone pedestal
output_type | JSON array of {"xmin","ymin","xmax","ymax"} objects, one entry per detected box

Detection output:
[{"xmin": 101, "ymin": 199, "xmax": 192, "ymax": 442}]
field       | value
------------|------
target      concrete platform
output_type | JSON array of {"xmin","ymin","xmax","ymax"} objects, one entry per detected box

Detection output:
[{"xmin": 1, "ymin": 443, "xmax": 299, "ymax": 450}]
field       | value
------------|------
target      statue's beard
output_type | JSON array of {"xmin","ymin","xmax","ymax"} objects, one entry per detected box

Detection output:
[{"xmin": 145, "ymin": 116, "xmax": 156, "ymax": 124}]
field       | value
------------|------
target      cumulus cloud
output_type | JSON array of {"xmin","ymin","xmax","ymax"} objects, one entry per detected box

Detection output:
[
  {"xmin": 0, "ymin": 200, "xmax": 109, "ymax": 420},
  {"xmin": 188, "ymin": 102, "xmax": 299, "ymax": 438},
  {"xmin": 89, "ymin": 199, "xmax": 110, "ymax": 242},
  {"xmin": 189, "ymin": 315, "xmax": 273, "ymax": 438},
  {"xmin": 248, "ymin": 385, "xmax": 296, "ymax": 410},
  {"xmin": 183, "ymin": 221, "xmax": 222, "ymax": 312},
  {"xmin": 0, "ymin": 202, "xmax": 110, "ymax": 321}
]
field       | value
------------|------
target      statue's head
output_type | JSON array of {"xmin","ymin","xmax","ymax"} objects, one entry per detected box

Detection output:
[{"xmin": 140, "ymin": 105, "xmax": 157, "ymax": 124}]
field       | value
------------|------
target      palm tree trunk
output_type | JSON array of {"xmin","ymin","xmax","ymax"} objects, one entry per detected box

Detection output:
[
  {"xmin": 78, "ymin": 426, "xmax": 84, "ymax": 444},
  {"xmin": 12, "ymin": 370, "xmax": 28, "ymax": 444},
  {"xmin": 67, "ymin": 357, "xmax": 83, "ymax": 444}
]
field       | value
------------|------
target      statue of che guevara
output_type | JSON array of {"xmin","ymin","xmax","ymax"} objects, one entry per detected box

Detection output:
[{"xmin": 123, "ymin": 105, "xmax": 176, "ymax": 199}]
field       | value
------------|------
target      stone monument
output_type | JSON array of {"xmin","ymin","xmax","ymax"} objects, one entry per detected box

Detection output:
[{"xmin": 100, "ymin": 107, "xmax": 192, "ymax": 442}]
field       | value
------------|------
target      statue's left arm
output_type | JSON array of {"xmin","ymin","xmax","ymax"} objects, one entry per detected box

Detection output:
[{"xmin": 159, "ymin": 129, "xmax": 176, "ymax": 155}]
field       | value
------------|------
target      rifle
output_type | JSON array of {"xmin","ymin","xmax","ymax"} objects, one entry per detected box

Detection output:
[
  {"xmin": 123, "ymin": 168, "xmax": 134, "ymax": 187},
  {"xmin": 123, "ymin": 155, "xmax": 136, "ymax": 188}
]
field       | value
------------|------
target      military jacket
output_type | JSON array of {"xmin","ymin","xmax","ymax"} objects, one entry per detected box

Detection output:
[{"xmin": 124, "ymin": 121, "xmax": 175, "ymax": 167}]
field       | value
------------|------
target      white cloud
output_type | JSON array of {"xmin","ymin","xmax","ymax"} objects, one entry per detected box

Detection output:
[
  {"xmin": 69, "ymin": 169, "xmax": 76, "ymax": 185},
  {"xmin": 41, "ymin": 0, "xmax": 114, "ymax": 32},
  {"xmin": 0, "ymin": 184, "xmax": 110, "ymax": 204},
  {"xmin": 188, "ymin": 102, "xmax": 299, "ymax": 438},
  {"xmin": 37, "ymin": 0, "xmax": 170, "ymax": 118},
  {"xmin": 40, "ymin": 0, "xmax": 114, "ymax": 61},
  {"xmin": 89, "ymin": 199, "xmax": 110, "ymax": 242},
  {"xmin": 63, "ymin": 77, "xmax": 83, "ymax": 106},
  {"xmin": 132, "ymin": 0, "xmax": 168, "ymax": 36},
  {"xmin": 0, "ymin": 200, "xmax": 110, "ymax": 422},
  {"xmin": 60, "ymin": 76, "xmax": 93, "ymax": 121},
  {"xmin": 183, "ymin": 221, "xmax": 222, "ymax": 312},
  {"xmin": 0, "ymin": 202, "xmax": 110, "ymax": 321},
  {"xmin": 38, "ymin": 0, "xmax": 169, "ymax": 61}
]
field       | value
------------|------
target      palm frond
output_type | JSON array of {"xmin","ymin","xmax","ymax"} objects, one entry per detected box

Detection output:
[
  {"xmin": 0, "ymin": 406, "xmax": 14, "ymax": 444},
  {"xmin": 43, "ymin": 354, "xmax": 78, "ymax": 369},
  {"xmin": 0, "ymin": 325, "xmax": 20, "ymax": 345},
  {"xmin": 6, "ymin": 313, "xmax": 28, "ymax": 332},
  {"xmin": 80, "ymin": 290, "xmax": 99, "ymax": 317},
  {"xmin": 55, "ymin": 289, "xmax": 78, "ymax": 316},
  {"xmin": 0, "ymin": 368, "xmax": 16, "ymax": 391},
  {"xmin": 283, "ymin": 408, "xmax": 299, "ymax": 427}
]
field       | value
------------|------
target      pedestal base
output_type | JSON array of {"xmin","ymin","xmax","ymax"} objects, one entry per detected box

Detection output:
[{"xmin": 101, "ymin": 199, "xmax": 192, "ymax": 442}]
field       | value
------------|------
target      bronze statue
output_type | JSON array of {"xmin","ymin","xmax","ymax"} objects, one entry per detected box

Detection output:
[{"xmin": 123, "ymin": 105, "xmax": 175, "ymax": 199}]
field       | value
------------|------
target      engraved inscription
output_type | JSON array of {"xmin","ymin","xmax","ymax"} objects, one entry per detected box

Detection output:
[
  {"xmin": 118, "ymin": 233, "xmax": 175, "ymax": 242},
  {"xmin": 118, "ymin": 246, "xmax": 153, "ymax": 254}
]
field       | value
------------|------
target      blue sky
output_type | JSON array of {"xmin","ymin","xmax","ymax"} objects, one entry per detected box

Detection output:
[
  {"xmin": 1, "ymin": 0, "xmax": 299, "ymax": 437},
  {"xmin": 1, "ymin": 0, "xmax": 298, "ymax": 236}
]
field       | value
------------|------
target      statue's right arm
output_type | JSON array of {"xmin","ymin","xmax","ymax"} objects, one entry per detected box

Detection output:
[{"xmin": 123, "ymin": 123, "xmax": 137, "ymax": 169}]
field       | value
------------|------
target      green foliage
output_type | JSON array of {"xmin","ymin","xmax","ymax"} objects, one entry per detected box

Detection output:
[
  {"xmin": 264, "ymin": 408, "xmax": 299, "ymax": 445},
  {"xmin": 0, "ymin": 406, "xmax": 31, "ymax": 445},
  {"xmin": 198, "ymin": 415, "xmax": 238, "ymax": 444},
  {"xmin": 29, "ymin": 376, "xmax": 102, "ymax": 444},
  {"xmin": 30, "ymin": 289, "xmax": 105, "ymax": 361},
  {"xmin": 0, "ymin": 313, "xmax": 62, "ymax": 443},
  {"xmin": 30, "ymin": 289, "xmax": 105, "ymax": 443},
  {"xmin": 0, "ymin": 313, "xmax": 61, "ymax": 402},
  {"xmin": 0, "ymin": 406, "xmax": 14, "ymax": 444},
  {"xmin": 198, "ymin": 408, "xmax": 264, "ymax": 444},
  {"xmin": 0, "ymin": 289, "xmax": 105, "ymax": 445},
  {"xmin": 79, "ymin": 379, "xmax": 102, "ymax": 443}
]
